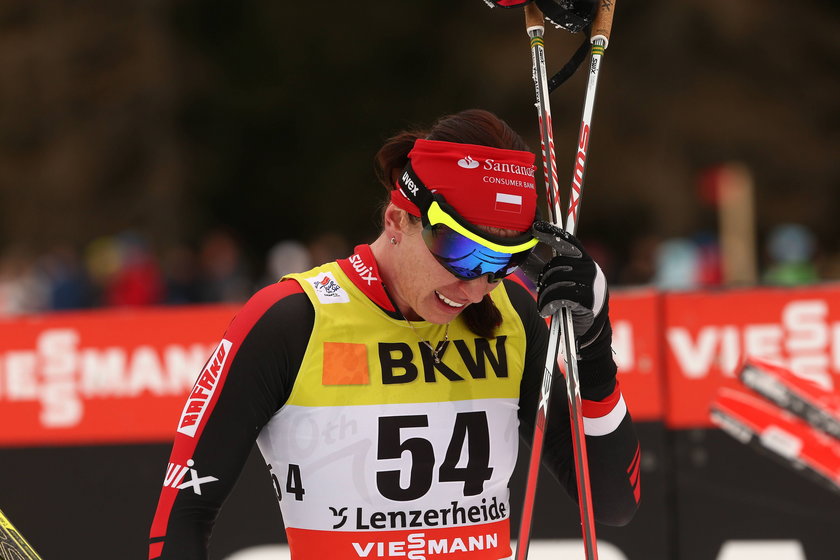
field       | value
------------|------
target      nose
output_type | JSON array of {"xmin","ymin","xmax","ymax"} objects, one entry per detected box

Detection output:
[{"xmin": 457, "ymin": 276, "xmax": 492, "ymax": 304}]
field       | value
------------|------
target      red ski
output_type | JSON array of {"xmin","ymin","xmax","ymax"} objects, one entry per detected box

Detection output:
[
  {"xmin": 711, "ymin": 386, "xmax": 840, "ymax": 494},
  {"xmin": 738, "ymin": 357, "xmax": 840, "ymax": 441}
]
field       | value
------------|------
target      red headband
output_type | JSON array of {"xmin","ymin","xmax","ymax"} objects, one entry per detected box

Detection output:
[{"xmin": 390, "ymin": 139, "xmax": 538, "ymax": 232}]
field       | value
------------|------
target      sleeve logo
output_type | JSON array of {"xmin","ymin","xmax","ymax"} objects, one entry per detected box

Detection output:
[
  {"xmin": 163, "ymin": 459, "xmax": 219, "ymax": 495},
  {"xmin": 176, "ymin": 339, "xmax": 233, "ymax": 437}
]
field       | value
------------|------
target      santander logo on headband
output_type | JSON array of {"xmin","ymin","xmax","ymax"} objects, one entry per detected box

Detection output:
[
  {"xmin": 457, "ymin": 156, "xmax": 480, "ymax": 169},
  {"xmin": 457, "ymin": 155, "xmax": 536, "ymax": 181},
  {"xmin": 398, "ymin": 139, "xmax": 538, "ymax": 232}
]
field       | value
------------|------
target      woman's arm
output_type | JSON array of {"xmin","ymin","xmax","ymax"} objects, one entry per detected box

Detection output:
[{"xmin": 149, "ymin": 281, "xmax": 314, "ymax": 559}]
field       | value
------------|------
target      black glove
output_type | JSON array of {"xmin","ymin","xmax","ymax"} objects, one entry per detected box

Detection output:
[
  {"xmin": 536, "ymin": 0, "xmax": 597, "ymax": 33},
  {"xmin": 481, "ymin": 1, "xmax": 533, "ymax": 9},
  {"xmin": 530, "ymin": 220, "xmax": 616, "ymax": 400},
  {"xmin": 482, "ymin": 0, "xmax": 596, "ymax": 34},
  {"xmin": 530, "ymin": 220, "xmax": 608, "ymax": 346}
]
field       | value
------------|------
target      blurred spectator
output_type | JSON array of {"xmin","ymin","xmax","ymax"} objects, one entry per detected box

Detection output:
[
  {"xmin": 307, "ymin": 232, "xmax": 350, "ymax": 267},
  {"xmin": 652, "ymin": 232, "xmax": 722, "ymax": 291},
  {"xmin": 617, "ymin": 234, "xmax": 660, "ymax": 286},
  {"xmin": 162, "ymin": 244, "xmax": 202, "ymax": 305},
  {"xmin": 691, "ymin": 231, "xmax": 722, "ymax": 287},
  {"xmin": 0, "ymin": 247, "xmax": 49, "ymax": 315},
  {"xmin": 653, "ymin": 238, "xmax": 701, "ymax": 290},
  {"xmin": 83, "ymin": 233, "xmax": 165, "ymax": 308},
  {"xmin": 198, "ymin": 229, "xmax": 251, "ymax": 303},
  {"xmin": 258, "ymin": 240, "xmax": 312, "ymax": 289},
  {"xmin": 85, "ymin": 235, "xmax": 124, "ymax": 305},
  {"xmin": 582, "ymin": 239, "xmax": 616, "ymax": 285},
  {"xmin": 38, "ymin": 244, "xmax": 94, "ymax": 310},
  {"xmin": 819, "ymin": 250, "xmax": 840, "ymax": 281},
  {"xmin": 104, "ymin": 232, "xmax": 165, "ymax": 307},
  {"xmin": 762, "ymin": 223, "xmax": 819, "ymax": 286}
]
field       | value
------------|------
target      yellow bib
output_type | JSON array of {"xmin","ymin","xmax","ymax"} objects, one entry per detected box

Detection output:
[{"xmin": 257, "ymin": 261, "xmax": 528, "ymax": 560}]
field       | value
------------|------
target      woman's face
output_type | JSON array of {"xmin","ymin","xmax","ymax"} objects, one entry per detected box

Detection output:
[{"xmin": 389, "ymin": 220, "xmax": 499, "ymax": 323}]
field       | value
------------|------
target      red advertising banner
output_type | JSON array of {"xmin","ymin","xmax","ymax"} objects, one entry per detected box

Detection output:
[
  {"xmin": 0, "ymin": 293, "xmax": 667, "ymax": 447},
  {"xmin": 0, "ymin": 305, "xmax": 237, "ymax": 446},
  {"xmin": 662, "ymin": 286, "xmax": 840, "ymax": 428},
  {"xmin": 609, "ymin": 288, "xmax": 665, "ymax": 422},
  {"xmin": 3, "ymin": 285, "xmax": 839, "ymax": 446}
]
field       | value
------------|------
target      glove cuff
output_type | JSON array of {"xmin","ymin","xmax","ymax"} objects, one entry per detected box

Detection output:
[
  {"xmin": 579, "ymin": 351, "xmax": 617, "ymax": 401},
  {"xmin": 578, "ymin": 313, "xmax": 617, "ymax": 401},
  {"xmin": 579, "ymin": 297, "xmax": 611, "ymax": 356}
]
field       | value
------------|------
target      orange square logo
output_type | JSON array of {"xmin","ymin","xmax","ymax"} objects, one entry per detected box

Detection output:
[{"xmin": 322, "ymin": 342, "xmax": 369, "ymax": 385}]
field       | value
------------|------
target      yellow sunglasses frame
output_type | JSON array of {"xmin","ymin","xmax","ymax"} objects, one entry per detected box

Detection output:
[{"xmin": 425, "ymin": 201, "xmax": 539, "ymax": 254}]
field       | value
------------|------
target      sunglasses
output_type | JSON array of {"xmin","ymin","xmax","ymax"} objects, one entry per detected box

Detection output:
[{"xmin": 398, "ymin": 163, "xmax": 538, "ymax": 282}]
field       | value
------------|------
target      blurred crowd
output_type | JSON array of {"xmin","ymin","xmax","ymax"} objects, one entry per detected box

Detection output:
[
  {"xmin": 605, "ymin": 223, "xmax": 840, "ymax": 290},
  {"xmin": 1, "ymin": 223, "xmax": 838, "ymax": 318},
  {"xmin": 0, "ymin": 229, "xmax": 351, "ymax": 317}
]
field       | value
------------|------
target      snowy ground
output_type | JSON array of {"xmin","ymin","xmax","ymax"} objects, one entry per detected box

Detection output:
[{"xmin": 223, "ymin": 539, "xmax": 807, "ymax": 559}]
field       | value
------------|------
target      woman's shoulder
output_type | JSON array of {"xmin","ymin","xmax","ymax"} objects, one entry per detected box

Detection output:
[{"xmin": 229, "ymin": 279, "xmax": 314, "ymax": 333}]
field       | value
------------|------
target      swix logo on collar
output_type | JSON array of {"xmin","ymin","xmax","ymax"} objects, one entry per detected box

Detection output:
[
  {"xmin": 337, "ymin": 245, "xmax": 396, "ymax": 313},
  {"xmin": 177, "ymin": 339, "xmax": 232, "ymax": 437},
  {"xmin": 348, "ymin": 253, "xmax": 378, "ymax": 286}
]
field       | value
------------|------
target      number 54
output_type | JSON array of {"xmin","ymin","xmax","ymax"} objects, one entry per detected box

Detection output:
[{"xmin": 376, "ymin": 411, "xmax": 494, "ymax": 502}]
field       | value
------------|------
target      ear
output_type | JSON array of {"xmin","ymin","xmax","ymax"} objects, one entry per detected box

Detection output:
[{"xmin": 383, "ymin": 204, "xmax": 416, "ymax": 236}]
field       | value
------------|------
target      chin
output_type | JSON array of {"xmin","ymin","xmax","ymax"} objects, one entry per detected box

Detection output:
[
  {"xmin": 423, "ymin": 313, "xmax": 456, "ymax": 325},
  {"xmin": 424, "ymin": 298, "xmax": 466, "ymax": 323}
]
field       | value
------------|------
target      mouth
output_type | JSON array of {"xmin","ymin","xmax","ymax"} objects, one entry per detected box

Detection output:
[{"xmin": 435, "ymin": 291, "xmax": 465, "ymax": 309}]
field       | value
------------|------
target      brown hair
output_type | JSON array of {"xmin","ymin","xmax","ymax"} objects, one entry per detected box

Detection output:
[
  {"xmin": 375, "ymin": 109, "xmax": 531, "ymax": 189},
  {"xmin": 374, "ymin": 110, "xmax": 532, "ymax": 339}
]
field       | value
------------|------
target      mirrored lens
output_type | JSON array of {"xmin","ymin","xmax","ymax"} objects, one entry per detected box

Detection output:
[{"xmin": 422, "ymin": 225, "xmax": 531, "ymax": 281}]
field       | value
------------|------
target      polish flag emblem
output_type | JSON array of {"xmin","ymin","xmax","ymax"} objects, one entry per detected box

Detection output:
[{"xmin": 495, "ymin": 192, "xmax": 523, "ymax": 213}]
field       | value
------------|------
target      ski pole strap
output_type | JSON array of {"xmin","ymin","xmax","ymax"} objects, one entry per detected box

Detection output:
[{"xmin": 548, "ymin": 34, "xmax": 591, "ymax": 93}]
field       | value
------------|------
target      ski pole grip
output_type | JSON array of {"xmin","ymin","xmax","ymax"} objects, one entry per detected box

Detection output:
[
  {"xmin": 591, "ymin": 0, "xmax": 617, "ymax": 47},
  {"xmin": 524, "ymin": 2, "xmax": 545, "ymax": 32}
]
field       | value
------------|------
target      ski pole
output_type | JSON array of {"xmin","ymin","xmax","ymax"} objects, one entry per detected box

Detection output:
[
  {"xmin": 0, "ymin": 508, "xmax": 43, "ymax": 560},
  {"xmin": 516, "ymin": 2, "xmax": 616, "ymax": 560}
]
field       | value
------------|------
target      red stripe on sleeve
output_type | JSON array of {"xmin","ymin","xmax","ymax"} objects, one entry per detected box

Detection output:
[
  {"xmin": 149, "ymin": 542, "xmax": 163, "ymax": 559},
  {"xmin": 628, "ymin": 443, "xmax": 642, "ymax": 503},
  {"xmin": 581, "ymin": 380, "xmax": 622, "ymax": 418}
]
